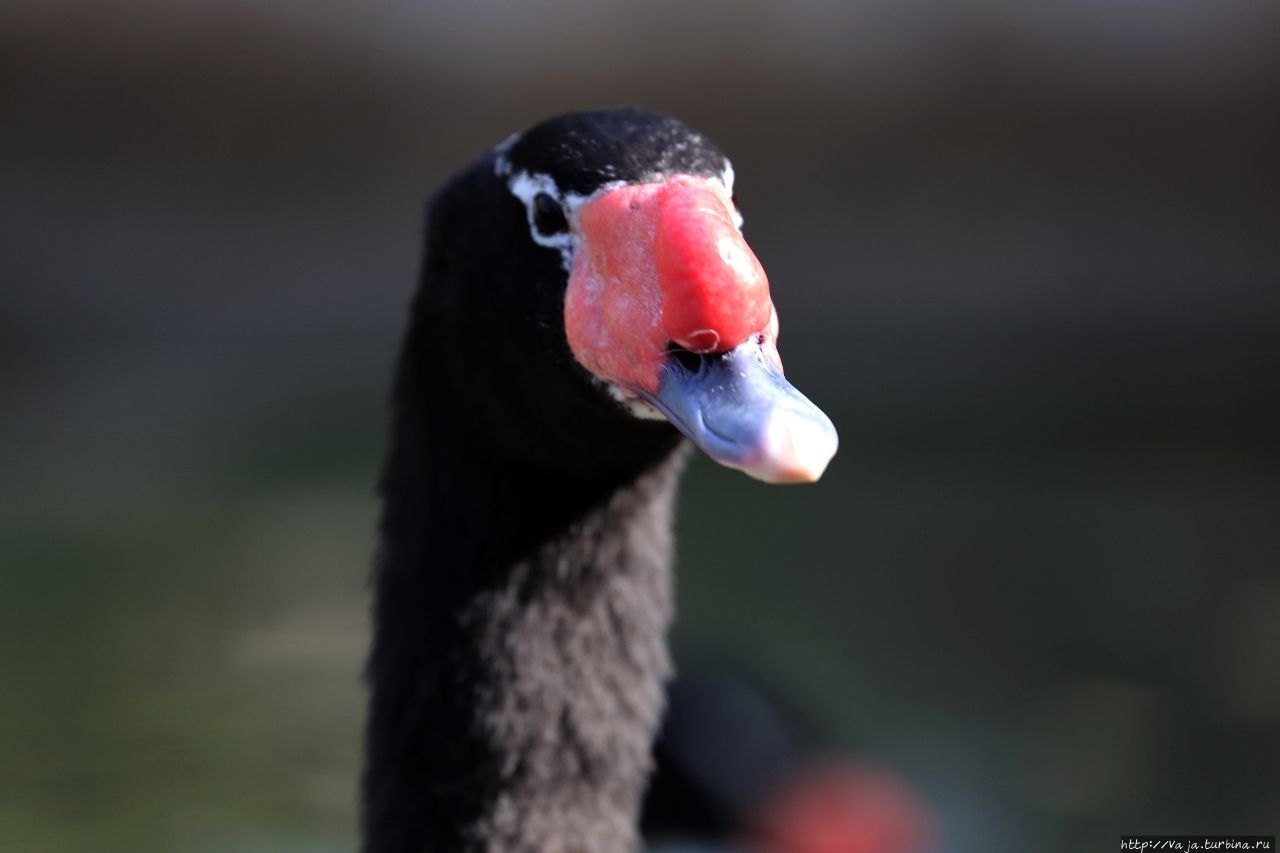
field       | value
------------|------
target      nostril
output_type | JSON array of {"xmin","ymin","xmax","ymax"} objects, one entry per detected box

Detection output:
[{"xmin": 667, "ymin": 344, "xmax": 705, "ymax": 374}]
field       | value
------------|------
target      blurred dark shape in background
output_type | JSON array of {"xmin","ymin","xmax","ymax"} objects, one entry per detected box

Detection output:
[
  {"xmin": 1, "ymin": 2, "xmax": 1277, "ymax": 851},
  {"xmin": 644, "ymin": 655, "xmax": 935, "ymax": 853}
]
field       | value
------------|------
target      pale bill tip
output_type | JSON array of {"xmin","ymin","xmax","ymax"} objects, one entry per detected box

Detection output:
[{"xmin": 738, "ymin": 408, "xmax": 838, "ymax": 484}]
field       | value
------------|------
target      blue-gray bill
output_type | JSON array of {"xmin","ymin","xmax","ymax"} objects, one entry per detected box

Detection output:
[{"xmin": 640, "ymin": 339, "xmax": 839, "ymax": 484}]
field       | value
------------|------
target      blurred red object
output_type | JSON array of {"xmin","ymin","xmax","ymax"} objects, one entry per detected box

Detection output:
[{"xmin": 748, "ymin": 763, "xmax": 935, "ymax": 853}]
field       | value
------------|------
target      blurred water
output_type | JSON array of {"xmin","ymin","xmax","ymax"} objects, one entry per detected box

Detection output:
[{"xmin": 1, "ymin": 2, "xmax": 1278, "ymax": 851}]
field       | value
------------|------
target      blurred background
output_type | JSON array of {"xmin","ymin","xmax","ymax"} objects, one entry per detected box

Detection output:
[{"xmin": 2, "ymin": 1, "xmax": 1278, "ymax": 851}]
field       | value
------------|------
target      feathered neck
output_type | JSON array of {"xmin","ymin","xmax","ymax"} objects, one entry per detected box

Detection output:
[{"xmin": 361, "ymin": 320, "xmax": 688, "ymax": 852}]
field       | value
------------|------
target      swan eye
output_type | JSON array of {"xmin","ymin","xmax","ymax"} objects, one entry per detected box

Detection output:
[{"xmin": 532, "ymin": 192, "xmax": 568, "ymax": 237}]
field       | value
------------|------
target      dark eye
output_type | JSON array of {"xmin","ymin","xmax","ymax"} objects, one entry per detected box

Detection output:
[{"xmin": 532, "ymin": 192, "xmax": 568, "ymax": 237}]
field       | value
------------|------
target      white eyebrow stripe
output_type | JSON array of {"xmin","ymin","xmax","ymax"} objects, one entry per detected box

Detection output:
[
  {"xmin": 495, "ymin": 135, "xmax": 741, "ymax": 268},
  {"xmin": 505, "ymin": 170, "xmax": 578, "ymax": 271}
]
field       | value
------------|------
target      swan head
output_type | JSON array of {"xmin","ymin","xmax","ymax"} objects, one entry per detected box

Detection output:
[{"xmin": 436, "ymin": 107, "xmax": 838, "ymax": 483}]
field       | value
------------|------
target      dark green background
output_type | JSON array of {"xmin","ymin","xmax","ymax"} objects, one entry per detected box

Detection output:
[{"xmin": 2, "ymin": 2, "xmax": 1278, "ymax": 850}]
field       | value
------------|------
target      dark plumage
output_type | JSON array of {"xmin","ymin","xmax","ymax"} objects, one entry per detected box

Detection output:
[
  {"xmin": 504, "ymin": 108, "xmax": 728, "ymax": 196},
  {"xmin": 361, "ymin": 107, "xmax": 836, "ymax": 853}
]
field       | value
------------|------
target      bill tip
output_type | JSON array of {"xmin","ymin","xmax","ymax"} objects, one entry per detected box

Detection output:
[{"xmin": 743, "ymin": 409, "xmax": 838, "ymax": 484}]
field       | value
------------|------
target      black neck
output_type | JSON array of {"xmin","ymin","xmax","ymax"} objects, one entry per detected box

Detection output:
[{"xmin": 361, "ymin": 324, "xmax": 687, "ymax": 852}]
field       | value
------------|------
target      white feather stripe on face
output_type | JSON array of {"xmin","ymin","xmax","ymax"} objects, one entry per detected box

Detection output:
[
  {"xmin": 503, "ymin": 171, "xmax": 580, "ymax": 272},
  {"xmin": 494, "ymin": 133, "xmax": 740, "ymax": 272},
  {"xmin": 495, "ymin": 137, "xmax": 604, "ymax": 273},
  {"xmin": 494, "ymin": 134, "xmax": 744, "ymax": 417}
]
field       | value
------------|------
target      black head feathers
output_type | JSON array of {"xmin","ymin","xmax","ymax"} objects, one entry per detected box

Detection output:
[{"xmin": 501, "ymin": 107, "xmax": 730, "ymax": 196}]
